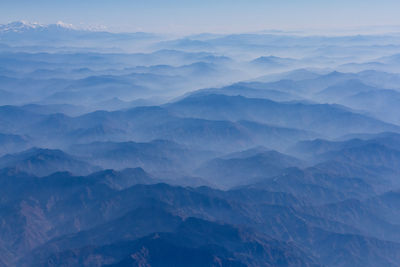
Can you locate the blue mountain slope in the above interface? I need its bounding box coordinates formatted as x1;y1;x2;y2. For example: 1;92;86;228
166;94;400;137
196;149;304;188
0;148;99;176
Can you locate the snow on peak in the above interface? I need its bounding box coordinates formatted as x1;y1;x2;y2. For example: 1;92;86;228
0;21;44;32
0;21;105;33
55;21;76;30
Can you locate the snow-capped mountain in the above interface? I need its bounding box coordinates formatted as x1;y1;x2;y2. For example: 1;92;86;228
0;21;159;51
0;21;43;33
0;21;87;33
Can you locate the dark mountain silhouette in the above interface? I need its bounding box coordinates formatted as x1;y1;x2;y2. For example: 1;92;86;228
196;148;304;188
68;139;215;177
0;148;99;176
315;79;378;102
166;93;400;137
0;133;29;155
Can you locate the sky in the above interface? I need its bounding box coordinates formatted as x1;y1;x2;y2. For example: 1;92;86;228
1;0;400;34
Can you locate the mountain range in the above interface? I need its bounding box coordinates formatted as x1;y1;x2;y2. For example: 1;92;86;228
1;21;400;266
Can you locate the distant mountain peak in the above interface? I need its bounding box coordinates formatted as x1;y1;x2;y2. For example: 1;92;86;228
0;20;103;33
0;21;43;32
55;21;76;30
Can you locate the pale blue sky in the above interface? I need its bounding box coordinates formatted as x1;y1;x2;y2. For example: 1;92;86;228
1;0;400;33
